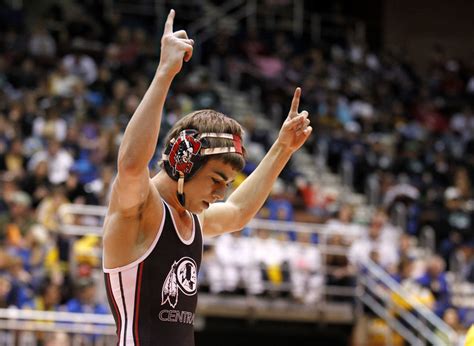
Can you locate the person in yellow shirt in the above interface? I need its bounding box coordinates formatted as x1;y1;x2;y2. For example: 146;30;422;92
466;325;474;346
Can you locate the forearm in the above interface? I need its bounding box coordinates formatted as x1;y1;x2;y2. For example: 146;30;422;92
118;68;174;172
227;140;293;225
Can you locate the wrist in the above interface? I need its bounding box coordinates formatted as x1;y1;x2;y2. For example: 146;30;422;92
156;65;177;80
273;139;294;156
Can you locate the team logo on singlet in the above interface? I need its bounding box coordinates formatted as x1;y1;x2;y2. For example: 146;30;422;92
161;257;197;308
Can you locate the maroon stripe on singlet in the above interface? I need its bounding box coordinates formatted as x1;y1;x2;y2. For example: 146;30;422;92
133;262;144;346
105;273;122;346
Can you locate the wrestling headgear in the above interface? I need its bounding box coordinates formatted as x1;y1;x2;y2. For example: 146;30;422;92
162;129;243;206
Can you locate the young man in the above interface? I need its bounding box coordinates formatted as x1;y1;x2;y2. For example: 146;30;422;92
103;10;312;346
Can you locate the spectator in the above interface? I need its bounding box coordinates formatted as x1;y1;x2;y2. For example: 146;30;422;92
348;211;399;271
23;276;61;311
0;137;27;179
48;63;81;97
438;187;472;265
287;232;324;304
416;255;450;317
32;101;67;142
252;229;289;296
0;190;35;246
61;50;98;85
65;277;108;314
20;160;50;207
436;308;466;345
28;138;74;185
325;234;355;289
10;224;50;289
0;274;18;308
326;203;363;240
207;231;252;294
260;179;295;223
36;184;69;232
28;24;57;58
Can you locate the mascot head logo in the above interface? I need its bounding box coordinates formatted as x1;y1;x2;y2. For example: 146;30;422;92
162;257;198;308
177;259;197;294
168;133;202;177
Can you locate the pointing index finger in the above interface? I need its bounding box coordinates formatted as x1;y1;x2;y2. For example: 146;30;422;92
164;9;175;35
290;87;301;117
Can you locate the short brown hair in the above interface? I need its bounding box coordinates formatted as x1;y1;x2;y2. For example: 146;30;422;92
163;110;246;171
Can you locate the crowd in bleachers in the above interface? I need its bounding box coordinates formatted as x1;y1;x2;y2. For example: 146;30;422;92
0;0;473;340
198;0;474;330
0;1;158;318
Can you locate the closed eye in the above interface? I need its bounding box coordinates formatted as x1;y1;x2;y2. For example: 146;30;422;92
211;177;232;188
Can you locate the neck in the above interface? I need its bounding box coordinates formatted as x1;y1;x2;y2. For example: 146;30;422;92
153;171;189;217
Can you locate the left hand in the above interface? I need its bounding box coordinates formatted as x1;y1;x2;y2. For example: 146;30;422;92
158;10;194;78
276;87;312;152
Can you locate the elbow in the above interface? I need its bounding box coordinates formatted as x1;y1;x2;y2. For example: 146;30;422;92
227;201;255;230
235;209;253;230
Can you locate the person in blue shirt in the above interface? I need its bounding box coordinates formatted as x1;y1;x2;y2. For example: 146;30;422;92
415;255;450;317
64;277;109;344
22;277;60;311
65;277;108;314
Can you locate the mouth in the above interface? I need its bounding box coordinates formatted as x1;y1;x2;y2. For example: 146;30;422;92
203;201;210;209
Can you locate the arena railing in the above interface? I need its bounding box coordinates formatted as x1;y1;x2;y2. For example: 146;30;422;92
358;257;459;345
0;308;116;346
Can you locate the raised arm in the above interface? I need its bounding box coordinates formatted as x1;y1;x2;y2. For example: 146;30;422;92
113;10;194;213
202;88;312;236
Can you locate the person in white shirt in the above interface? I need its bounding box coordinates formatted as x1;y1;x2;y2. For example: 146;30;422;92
348;211;399;270
32;103;67;142
287;231;323;304
62;52;98;85
207;232;248;294
28;25;56;58
326;203;364;241
28;139;73;185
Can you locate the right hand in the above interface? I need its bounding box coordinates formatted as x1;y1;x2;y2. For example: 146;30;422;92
158;9;194;77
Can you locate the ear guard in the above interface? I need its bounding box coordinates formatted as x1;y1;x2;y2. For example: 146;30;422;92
162;129;243;206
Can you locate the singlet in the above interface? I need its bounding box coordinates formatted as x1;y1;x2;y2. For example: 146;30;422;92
103;200;203;346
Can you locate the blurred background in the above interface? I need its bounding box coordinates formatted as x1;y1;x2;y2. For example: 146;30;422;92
0;0;473;345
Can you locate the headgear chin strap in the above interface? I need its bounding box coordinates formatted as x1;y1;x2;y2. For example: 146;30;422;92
162;129;243;206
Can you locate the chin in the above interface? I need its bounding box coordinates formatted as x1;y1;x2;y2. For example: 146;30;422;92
186;205;203;214
185;200;209;214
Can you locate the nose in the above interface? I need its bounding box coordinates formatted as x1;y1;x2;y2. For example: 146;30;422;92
212;187;226;201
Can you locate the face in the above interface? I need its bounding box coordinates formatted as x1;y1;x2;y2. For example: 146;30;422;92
0;277;11;298
339;205;353;222
443;309;459;326
44;284;61;306
47;140;60;156
428;258;444;276
79;285;96;304
183;159;238;213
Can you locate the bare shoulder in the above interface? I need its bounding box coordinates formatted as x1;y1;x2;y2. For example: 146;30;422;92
103;179;164;269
